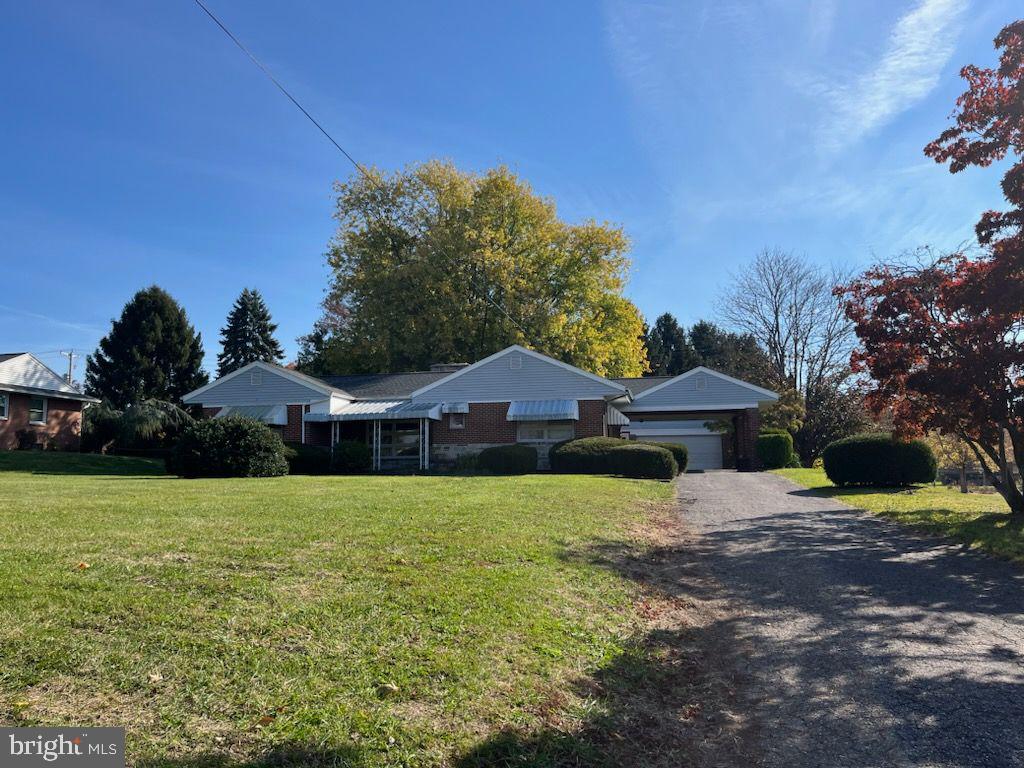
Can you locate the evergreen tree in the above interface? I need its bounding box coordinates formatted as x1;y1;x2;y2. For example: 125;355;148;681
689;320;774;387
217;288;285;377
644;313;697;375
85;286;208;408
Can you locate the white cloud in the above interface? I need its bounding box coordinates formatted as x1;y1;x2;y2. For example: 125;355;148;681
811;0;968;153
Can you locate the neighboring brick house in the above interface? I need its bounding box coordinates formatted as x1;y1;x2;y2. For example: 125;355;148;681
0;353;100;451
183;345;778;471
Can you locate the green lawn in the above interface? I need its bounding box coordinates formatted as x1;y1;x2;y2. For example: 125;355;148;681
774;467;1024;561
0;453;677;767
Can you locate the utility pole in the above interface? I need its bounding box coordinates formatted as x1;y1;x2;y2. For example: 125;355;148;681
59;350;78;384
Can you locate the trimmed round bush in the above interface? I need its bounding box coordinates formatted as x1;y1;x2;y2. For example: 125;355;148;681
550;437;677;479
169;417;288;478
549;437;624;473
477;444;537;475
640;441;688;474
823;433;937;487
757;431;794;469
284;442;332;475
331;440;372;474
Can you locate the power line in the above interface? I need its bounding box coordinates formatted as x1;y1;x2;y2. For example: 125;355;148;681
191;0;531;340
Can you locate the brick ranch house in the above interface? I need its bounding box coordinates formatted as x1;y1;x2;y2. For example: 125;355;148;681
183;345;778;471
0;353;100;450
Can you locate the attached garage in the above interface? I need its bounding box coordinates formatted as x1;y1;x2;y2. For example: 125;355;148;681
624;420;725;470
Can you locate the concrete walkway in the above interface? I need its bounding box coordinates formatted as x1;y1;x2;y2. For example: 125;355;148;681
679;471;1024;768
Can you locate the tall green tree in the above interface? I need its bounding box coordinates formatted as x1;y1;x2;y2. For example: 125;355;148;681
217;288;285;377
688;320;774;387
298;161;647;377
644;312;697;375
85;286;208;408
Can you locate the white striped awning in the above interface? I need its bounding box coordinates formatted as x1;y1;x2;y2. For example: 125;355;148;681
213;404;288;425
506;399;579;421
304;401;443;422
607;406;630;426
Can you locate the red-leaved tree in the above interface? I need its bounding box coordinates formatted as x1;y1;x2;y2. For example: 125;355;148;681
842;20;1024;516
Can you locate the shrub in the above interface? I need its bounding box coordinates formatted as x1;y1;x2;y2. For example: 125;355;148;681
453;451;479;473
331;441;372;474
757;431;794;469
640;441;688;474
823;433;937;487
785;455;802;468
549;437;623;473
550;437;677;479
169;417;288;478
477;444;537;475
284;442;332;475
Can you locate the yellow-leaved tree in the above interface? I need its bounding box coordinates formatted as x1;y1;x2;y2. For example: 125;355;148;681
298;161;647;377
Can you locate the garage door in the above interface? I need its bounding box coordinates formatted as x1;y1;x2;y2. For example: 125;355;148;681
653;434;723;470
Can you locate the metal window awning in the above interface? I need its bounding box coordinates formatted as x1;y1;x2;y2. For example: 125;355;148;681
442;402;469;414
214;404;288;425
506;399;579;421
607;406;630;426
304;400;443;422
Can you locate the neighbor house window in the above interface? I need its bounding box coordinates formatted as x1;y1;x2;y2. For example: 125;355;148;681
28;396;46;425
0;393;7;419
449;413;465;430
517;420;574;443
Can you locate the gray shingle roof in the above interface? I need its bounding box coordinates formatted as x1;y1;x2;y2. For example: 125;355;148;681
320;371;451;399
612;376;675;394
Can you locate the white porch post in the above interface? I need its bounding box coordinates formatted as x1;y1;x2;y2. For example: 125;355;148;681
424;418;430;471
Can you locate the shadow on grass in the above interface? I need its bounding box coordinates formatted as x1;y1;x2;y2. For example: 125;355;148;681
0;452;166;476
136;743;364;768
458;524;759;768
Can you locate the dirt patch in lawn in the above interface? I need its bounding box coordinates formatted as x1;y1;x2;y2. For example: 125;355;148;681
458;496;762;768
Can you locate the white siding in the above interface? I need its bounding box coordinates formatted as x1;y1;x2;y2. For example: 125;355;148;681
188;368;327;406
625;372;763;410
0;354;80;396
413;349;622;402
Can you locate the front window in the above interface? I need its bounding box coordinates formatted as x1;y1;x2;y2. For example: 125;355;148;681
378;421;420;461
28;396;46;425
517;420;574;443
0;393;7;419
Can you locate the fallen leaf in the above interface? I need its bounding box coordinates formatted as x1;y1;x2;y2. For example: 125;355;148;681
147;672;163;684
76;562;90;570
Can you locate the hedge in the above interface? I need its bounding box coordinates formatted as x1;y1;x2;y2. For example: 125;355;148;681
331;440;372;474
640;441;688;474
169;417;289;478
549;437;677;480
283;442;332;475
477;444;537;475
822;433;937;487
757;431;794;469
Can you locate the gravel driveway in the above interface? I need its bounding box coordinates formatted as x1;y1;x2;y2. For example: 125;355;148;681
679;471;1024;768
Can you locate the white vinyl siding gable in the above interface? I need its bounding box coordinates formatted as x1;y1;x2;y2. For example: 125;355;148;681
413;349;622;402
189;368;329;406
0;354;80;396
626;372;766;410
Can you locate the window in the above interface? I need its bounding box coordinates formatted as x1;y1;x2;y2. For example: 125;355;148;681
449;413;465;430
250;371;263;386
378;421;420;461
28;396;46;425
0;393;7;419
517;420;574;443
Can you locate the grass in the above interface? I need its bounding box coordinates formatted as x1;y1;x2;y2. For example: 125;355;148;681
774;466;1024;562
0;452;679;767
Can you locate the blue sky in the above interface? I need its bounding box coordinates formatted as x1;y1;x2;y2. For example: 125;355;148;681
1;0;1017;378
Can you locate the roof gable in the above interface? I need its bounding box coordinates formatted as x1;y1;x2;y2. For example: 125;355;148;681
625;367;778;410
0;353;97;401
410;345;625;402
182;361;351;406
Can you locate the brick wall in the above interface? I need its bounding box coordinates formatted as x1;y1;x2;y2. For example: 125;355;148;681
0;392;84;451
284;405;304;443
735;407;761;471
576;400;607;438
432;402;518;445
